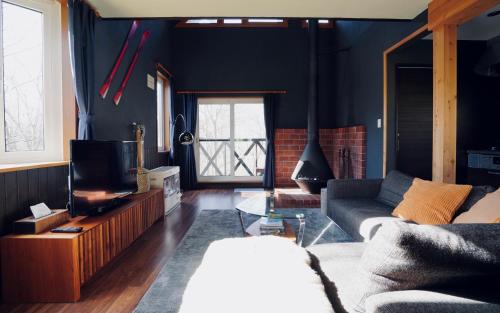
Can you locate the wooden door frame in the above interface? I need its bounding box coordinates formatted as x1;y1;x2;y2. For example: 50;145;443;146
383;0;499;179
428;0;499;183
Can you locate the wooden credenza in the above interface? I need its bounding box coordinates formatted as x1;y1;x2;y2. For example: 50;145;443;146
1;188;164;303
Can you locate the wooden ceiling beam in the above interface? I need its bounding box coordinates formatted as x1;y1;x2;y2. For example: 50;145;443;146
428;0;500;30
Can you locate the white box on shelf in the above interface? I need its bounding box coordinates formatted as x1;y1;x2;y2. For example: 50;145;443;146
149;166;181;215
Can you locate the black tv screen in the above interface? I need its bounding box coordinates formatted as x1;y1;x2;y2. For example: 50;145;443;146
69;140;138;217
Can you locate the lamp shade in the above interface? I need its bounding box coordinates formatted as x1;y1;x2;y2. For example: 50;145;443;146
179;131;194;145
173;114;194;145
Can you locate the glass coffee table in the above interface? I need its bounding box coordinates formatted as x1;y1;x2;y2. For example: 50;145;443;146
235;192;306;246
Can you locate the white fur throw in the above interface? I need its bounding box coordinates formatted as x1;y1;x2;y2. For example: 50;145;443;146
178;236;334;313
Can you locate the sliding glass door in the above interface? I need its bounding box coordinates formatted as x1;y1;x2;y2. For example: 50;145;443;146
196;97;266;182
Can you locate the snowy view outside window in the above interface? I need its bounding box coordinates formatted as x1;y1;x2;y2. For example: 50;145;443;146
2;2;44;152
198;98;266;179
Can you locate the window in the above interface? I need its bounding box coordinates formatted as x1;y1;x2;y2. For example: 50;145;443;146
156;71;171;152
247;18;284;23
0;0;62;164
176;18;288;28
302;19;334;28
185;19;217;24
196;97;266;182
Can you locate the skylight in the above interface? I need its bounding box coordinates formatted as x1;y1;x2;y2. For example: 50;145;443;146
224;18;242;24
186;19;217;24
305;19;331;24
248;18;284;23
177;18;288;28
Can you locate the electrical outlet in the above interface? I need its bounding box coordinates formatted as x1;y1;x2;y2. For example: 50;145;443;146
147;74;155;90
377;118;382;128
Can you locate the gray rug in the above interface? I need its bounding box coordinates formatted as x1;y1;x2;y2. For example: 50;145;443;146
134;209;351;313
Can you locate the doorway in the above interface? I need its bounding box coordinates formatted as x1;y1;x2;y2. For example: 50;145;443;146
395;66;433;180
196;97;267;183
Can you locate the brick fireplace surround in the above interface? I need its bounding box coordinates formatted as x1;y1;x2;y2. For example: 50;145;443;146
274;126;367;188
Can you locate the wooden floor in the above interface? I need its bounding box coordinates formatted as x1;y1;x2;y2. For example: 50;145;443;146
1;189;246;313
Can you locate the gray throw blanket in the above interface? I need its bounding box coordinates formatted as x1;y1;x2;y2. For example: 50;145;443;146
346;222;500;312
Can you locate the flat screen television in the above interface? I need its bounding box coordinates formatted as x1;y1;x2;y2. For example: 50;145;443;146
69;140;138;217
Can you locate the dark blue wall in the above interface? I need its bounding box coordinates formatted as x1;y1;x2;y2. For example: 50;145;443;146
332;19;427;178
171;20;335;128
93;19;174;153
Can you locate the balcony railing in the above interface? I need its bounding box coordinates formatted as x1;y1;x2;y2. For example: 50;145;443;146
198;138;267;177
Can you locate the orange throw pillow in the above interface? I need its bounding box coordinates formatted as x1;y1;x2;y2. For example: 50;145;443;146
392;178;472;224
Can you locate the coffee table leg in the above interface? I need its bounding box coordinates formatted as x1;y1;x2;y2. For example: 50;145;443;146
296;214;305;247
237;210;246;236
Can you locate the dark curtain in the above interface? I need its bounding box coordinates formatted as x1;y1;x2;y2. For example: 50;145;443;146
263;94;276;189
68;0;96;140
181;94;198;190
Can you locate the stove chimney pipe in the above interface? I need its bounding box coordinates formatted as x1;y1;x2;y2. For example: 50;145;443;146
308;19;319;143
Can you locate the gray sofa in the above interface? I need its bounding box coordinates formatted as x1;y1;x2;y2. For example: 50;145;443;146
326;170;495;241
307;222;500;313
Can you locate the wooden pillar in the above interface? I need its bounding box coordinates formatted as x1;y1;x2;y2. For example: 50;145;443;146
432;24;457;183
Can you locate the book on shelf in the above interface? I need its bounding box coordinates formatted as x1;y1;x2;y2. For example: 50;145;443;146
259;217;284;231
260;228;284;235
259;217;283;227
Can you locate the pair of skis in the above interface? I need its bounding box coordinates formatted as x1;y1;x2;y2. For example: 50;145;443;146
99;20;151;106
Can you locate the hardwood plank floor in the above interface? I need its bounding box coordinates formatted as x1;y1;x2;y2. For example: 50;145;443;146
0;189;247;313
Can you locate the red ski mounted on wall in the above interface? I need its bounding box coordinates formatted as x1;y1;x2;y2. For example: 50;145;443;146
99;20;140;99
113;30;151;106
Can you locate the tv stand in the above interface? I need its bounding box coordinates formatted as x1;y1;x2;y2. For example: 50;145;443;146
87;197;131;216
1;189;164;303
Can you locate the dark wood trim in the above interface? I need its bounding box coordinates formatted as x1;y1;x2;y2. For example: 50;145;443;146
156;63;173;78
177;90;286;95
175;18;288;28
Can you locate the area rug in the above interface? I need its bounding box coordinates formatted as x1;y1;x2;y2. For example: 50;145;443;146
134;209;351;313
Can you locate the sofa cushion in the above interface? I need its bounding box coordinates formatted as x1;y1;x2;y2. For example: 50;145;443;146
307;242;367;313
346;222;500;312
365;290;500;313
376;171;414;207
453;185;496;219
392;178;472;224
329;199;399;242
454;188;500;224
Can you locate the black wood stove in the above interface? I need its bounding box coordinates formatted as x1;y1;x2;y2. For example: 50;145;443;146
291;19;334;194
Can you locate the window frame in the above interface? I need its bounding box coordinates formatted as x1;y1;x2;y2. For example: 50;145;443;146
176;18;288;28
156;71;171;153
196;96;266;183
0;0;63;164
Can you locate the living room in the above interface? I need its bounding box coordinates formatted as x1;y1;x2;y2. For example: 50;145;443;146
0;0;499;312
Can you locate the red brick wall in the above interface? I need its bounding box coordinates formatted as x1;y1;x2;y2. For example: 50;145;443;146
274;126;366;187
332;125;366;180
